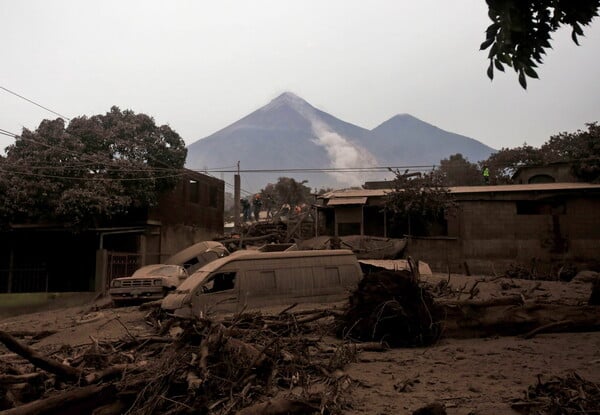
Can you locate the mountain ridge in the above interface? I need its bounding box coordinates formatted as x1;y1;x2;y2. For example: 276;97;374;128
186;92;495;192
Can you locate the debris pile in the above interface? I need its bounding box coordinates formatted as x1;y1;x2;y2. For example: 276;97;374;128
217;222;288;250
511;372;600;414
336;270;444;347
298;236;407;259
0;309;357;415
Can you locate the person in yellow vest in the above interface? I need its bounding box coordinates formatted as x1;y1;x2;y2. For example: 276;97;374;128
483;166;490;184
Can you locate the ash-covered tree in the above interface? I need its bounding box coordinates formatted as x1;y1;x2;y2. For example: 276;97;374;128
478;122;600;183
385;170;456;237
0;107;187;228
260;177;313;209
482;0;600;88
482;143;546;184
437;153;483;186
541;122;600;182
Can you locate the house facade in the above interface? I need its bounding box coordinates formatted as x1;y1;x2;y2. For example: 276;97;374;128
0;169;224;296
318;183;600;275
512;162;580;184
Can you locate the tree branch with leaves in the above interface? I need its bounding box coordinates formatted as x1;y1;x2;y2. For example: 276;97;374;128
385;170;456;237
482;0;600;88
0;107;187;229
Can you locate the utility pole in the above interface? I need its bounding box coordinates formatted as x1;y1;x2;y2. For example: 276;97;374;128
234;161;241;232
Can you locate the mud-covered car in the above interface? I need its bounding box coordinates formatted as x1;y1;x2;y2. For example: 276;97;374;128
165;241;229;274
109;264;188;304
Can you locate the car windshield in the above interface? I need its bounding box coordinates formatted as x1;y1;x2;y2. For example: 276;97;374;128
132;265;181;277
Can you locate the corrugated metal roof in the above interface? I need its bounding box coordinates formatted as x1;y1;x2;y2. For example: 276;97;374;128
320;189;391;198
327;196;368;206
449;183;600;193
319;183;600;200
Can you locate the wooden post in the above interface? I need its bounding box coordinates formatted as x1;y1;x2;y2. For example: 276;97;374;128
383;209;387;237
7;248;14;293
95;249;108;294
361;205;365;235
234;163;241;232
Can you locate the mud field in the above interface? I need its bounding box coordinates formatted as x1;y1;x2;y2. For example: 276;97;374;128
0;273;598;415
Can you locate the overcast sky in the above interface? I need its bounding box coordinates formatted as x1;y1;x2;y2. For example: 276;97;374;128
1;0;599;155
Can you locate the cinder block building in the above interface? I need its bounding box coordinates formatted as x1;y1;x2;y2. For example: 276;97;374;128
318;183;600;275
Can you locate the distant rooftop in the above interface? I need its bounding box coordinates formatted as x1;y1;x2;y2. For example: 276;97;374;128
320;182;600;200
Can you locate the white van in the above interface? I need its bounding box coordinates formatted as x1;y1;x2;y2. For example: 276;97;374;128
161;249;362;318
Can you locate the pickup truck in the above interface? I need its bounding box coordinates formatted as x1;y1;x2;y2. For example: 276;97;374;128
109;264;188;304
109;241;229;304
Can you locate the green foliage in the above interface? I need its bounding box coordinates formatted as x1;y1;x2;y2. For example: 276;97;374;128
385;170;456;236
0;107;187;228
542;122;600;181
479;122;600;183
482;143;546;183
259;177;312;208
437;153;483;186
482;0;600;88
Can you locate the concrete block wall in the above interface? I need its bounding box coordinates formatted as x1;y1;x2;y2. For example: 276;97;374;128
563;198;600;239
159;224;216;262
452;197;600;274
405;237;464;273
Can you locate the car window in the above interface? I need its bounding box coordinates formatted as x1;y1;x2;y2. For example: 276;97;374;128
202;272;236;293
133;265;181;277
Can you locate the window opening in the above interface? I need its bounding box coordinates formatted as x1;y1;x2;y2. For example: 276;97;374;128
203;272;236;293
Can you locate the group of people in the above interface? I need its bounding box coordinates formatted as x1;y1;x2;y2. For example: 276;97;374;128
241;194;262;222
240;194;308;223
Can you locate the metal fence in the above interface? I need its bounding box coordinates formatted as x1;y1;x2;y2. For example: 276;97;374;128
0;267;49;293
106;252;142;289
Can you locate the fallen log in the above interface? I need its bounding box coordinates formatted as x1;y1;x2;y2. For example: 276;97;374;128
0;330;82;382
0;373;43;385
236;396;319;415
442;302;600;338
294;310;334;325
1;384;116;415
352;342;389;352
436;294;524;308
4;331;57;342
91;400;129;415
83;363;143;385
521;320;574;339
118;335;173;349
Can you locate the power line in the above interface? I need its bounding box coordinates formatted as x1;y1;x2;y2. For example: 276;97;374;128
0;131;16;138
0;86;71;121
201;170;254;196
0;128;18;138
193;165;438;174
0;166;187;182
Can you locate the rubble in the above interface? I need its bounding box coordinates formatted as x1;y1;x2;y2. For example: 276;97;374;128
336;269;445;347
0;308;357;414
511;372;600;414
2;265;600;414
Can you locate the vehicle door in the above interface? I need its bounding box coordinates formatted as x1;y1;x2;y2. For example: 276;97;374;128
191;270;239;316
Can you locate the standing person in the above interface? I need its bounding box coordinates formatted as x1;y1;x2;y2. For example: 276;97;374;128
265;194;275;219
252;194;262;222
483;166;490;185
241;198;250;222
